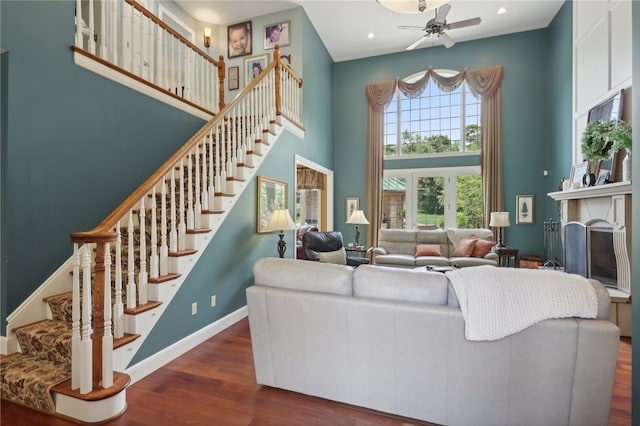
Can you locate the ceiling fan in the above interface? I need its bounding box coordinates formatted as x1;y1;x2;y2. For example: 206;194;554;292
399;3;481;49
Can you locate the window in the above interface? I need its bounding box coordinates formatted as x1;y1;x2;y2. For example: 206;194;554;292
382;167;481;230
384;71;481;157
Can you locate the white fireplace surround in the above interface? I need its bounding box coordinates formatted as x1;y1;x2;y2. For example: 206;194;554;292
548;182;632;294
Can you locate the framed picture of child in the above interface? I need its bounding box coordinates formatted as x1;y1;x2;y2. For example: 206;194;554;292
227;21;252;58
244;54;268;85
264;21;290;50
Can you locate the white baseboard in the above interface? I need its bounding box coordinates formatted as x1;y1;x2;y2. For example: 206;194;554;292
124;306;248;385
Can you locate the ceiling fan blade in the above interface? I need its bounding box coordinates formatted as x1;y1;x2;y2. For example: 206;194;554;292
398;25;425;30
439;32;455;48
447;17;481;30
406;35;428;50
435;3;451;22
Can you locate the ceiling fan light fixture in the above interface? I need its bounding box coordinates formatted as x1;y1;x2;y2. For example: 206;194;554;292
377;0;449;14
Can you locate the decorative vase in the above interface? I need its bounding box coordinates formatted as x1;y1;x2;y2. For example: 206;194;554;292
622;148;632;182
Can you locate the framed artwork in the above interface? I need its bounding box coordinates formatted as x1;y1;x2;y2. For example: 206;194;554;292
227;21;252;58
264;21;291;50
516;195;535;225
228;66;239;90
596;169;611;185
244;54;268;85
345;196;359;221
257;176;288;233
569;161;589;189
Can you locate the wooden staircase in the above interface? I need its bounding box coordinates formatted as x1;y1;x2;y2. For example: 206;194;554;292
1;46;303;423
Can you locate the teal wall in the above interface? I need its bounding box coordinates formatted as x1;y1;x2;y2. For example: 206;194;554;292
0;1;205;335
333;29;561;257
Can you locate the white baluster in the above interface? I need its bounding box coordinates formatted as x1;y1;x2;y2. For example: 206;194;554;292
160;178;169;276
202;135;210;212
150;187;159;279
207;133;215;209
75;0;82;48
113;222;124;339
80;244;93;395
178;158;186;250
187;150;195;229
170;168;178;253
194;144;202;228
110;0;117;64
102;242;113;388
138;199;148;305
71;243;81;390
99;0;106;59
88;0;96;54
126;210;137;309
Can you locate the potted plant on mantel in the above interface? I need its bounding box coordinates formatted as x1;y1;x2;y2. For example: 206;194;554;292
580;120;614;186
610;120;632;182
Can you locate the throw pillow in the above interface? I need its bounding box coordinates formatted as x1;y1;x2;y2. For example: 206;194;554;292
317;248;347;265
415;244;442;257
451;238;476;257
472;239;496;258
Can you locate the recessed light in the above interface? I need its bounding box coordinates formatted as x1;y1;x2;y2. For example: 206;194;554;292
497;7;508;15
368;32;375;39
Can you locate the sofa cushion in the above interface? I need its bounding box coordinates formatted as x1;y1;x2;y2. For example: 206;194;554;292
452;238;476;257
415;244;442;257
450;256;499;268
447;228;493;248
253;257;353;295
353;265;448;305
472;239;496;257
318;248;347;265
374;254;417;267
415;256;451;267
377;229;418;255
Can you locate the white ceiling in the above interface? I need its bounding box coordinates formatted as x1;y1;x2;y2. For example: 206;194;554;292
175;0;565;62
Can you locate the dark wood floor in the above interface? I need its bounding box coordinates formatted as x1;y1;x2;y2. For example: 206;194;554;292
1;319;632;426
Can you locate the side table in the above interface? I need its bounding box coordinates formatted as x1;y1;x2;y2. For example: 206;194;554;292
494;246;519;267
345;246;370;258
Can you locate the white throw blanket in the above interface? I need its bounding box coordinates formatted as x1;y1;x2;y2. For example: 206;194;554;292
445;265;598;341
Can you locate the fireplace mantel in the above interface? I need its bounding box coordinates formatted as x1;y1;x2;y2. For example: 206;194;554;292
548;182;632;201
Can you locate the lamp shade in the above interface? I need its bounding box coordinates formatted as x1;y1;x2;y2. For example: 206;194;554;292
489;212;510;227
346;210;369;225
265;209;296;231
376;0;449;14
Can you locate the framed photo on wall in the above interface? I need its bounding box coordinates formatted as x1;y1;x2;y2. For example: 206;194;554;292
264;21;290;50
345;196;359;222
227;21;252;58
228;66;239;90
516;195;535;224
244;54;268;85
257;176;288;233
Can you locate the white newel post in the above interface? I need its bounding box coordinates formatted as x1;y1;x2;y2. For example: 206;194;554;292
80;245;93;394
102;242;114;388
71;243;81;390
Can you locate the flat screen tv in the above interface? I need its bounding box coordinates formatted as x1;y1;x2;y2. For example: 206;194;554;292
587;89;624;123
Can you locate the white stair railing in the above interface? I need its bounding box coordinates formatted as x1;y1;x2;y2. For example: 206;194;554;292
69;46;302;398
74;0;225;114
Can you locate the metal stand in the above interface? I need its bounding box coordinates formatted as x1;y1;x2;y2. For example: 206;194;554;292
354;225;361;247
276;231;287;258
543;218;561;269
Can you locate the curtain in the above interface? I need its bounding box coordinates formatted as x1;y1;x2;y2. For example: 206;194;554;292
365;80;397;248
365;66;503;245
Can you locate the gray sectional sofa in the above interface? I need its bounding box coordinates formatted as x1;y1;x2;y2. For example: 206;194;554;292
247;258;619;426
372;228;499;268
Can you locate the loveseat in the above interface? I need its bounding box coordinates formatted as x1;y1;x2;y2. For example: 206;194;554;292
247;258;619;426
372;228;498;268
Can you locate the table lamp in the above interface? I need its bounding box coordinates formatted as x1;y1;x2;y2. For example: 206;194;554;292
346;210;369;247
489;211;510;247
265;209;297;258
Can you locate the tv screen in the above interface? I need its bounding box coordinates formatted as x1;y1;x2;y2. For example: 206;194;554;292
587;89;624;122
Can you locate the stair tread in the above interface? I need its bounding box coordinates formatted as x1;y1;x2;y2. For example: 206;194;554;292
13;320;71;365
0;352;70;413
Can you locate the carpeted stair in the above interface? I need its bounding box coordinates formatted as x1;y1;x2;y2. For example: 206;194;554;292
0;298;73;413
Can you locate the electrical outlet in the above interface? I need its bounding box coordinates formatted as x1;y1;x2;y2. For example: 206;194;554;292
191;302;197;315
211;295;216;307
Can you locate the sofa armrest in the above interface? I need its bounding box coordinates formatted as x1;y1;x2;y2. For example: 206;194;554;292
372;247;388;256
